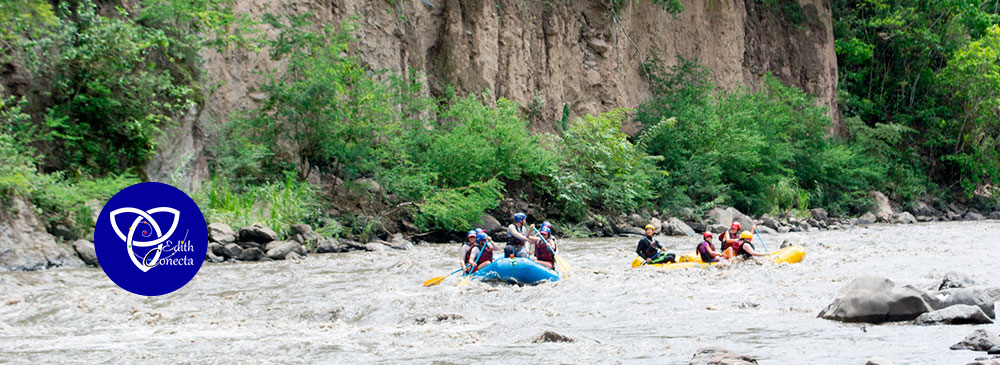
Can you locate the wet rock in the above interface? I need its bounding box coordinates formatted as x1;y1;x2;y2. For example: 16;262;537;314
857;213;877;225
475;214;503;234
939;271;975;290
265;241;306;260
710;224;728;234
72;239;98;267
315;238;345;253
533;331;574;343
966;211;987;221
667;218;696;236
866;357;893;365
798;222;812;232
0;198;84;271
289;224;312;236
948;203;968;215
914;304;993;325
687;221;707;234
760;215;780;230
618;225;646;236
755;225;776;234
222;243;243;259
364;242;386;252
389;234;414;250
947;211;963;221
969;357;1000;365
238;223;278;246
810;208;829;220
990;346;1000;355
49;223;77;241
936;288;995;318
205;249;224;263
237;247;264;261
777;226;791;233
950;329;1000;351
689;347;758;365
340;239;367;251
818;276;934;323
209;242;225;257
990;212;1000;220
780;239;795;249
208;222;236;244
788;225;802;233
806;218;823;229
909;201;936;216
870;191;894;222
891;212;917;224
916;215;933;222
284;251;304;260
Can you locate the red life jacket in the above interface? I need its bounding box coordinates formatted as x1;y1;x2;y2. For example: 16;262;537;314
535;239;554;262
468;243;493;265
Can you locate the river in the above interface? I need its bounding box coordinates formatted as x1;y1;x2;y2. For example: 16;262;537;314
1;221;998;364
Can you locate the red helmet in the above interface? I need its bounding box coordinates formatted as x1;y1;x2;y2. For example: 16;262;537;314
703;231;713;239
730;222;741;231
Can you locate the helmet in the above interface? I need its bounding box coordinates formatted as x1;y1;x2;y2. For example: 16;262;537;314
466;230;477;238
731;222;741;231
541;221;553;228
476;232;489;242
514;213;526;222
540;227;551;236
703;231;713;239
644;224;656;231
475;228;485;234
740;231;752;240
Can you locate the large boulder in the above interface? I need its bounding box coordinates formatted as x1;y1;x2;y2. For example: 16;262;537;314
686;221;707;234
935;288;996;319
628;213;644;228
810;208;829;220
951;329;1000;351
618;225;646;236
939;271;975;290
869;191;894;222
207;222;236;244
990;211;1000;220
221;243;243;259
708;207;733;226
264;240;307;260
289;223;312;236
0;198;84;271
237;223;278;246
648;217;663;233
759;215;780;230
689;347;758;365
666;218;696;236
967;211;987;221
388;234;414;250
908;201;936;216
818;276;935;323
475;214;504;234
72;239;99;267
890;212;918;224
856;213;877;225
237;247;264;261
914;305;993;325
315;238;346;253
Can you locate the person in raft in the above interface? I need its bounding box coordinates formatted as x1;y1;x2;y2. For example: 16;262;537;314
466;232;497;273
636;224;675;264
696;231;726;262
719;221;743;252
532;226;557;269
460;230;477;273
505;212;537;258
732;230;766;259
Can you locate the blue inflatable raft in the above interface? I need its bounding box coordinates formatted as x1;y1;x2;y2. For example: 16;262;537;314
469;257;560;285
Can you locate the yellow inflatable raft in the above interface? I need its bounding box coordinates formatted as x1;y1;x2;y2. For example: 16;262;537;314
630;245;806;269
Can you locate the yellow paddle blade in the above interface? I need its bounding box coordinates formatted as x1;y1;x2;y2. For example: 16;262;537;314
423;276;447;287
555;259;570;279
631;257;643;268
554;254;573;271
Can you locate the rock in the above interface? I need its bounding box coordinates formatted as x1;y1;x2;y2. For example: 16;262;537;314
265;241;306;260
364;242;385;252
909;201;936;216
857;213;876;225
0;197;85;271
315;238;345;253
866;357;894;365
950;329;1000;351
389;234;414;250
533;331;574;343
689;347;758;365
678;207;696;220
686;221;707;234
806;218;822;228
237;247;264;261
777;226;791;233
710;224;727;234
798;222;811;232
341;240;367;251
755;225;776;234
648;217;662;233
209;242;225;257
780;239;794;249
208;222;236;244
475;214;503;234
628;213;644;227
618;225;646;236
890;212;917;224
666;218;696;236
205;250;224;263
810;208;828;220
870;191;893;222
760;215;780;230
49;223;77;241
818;276;934;323
914;304;993;325
238;223;278;246
354;177;381;193
289;223;312;236
948;202;968;215
284;251;304;260
989;211;1000;220
947;211;963;221
728;207;755;228
586;38;609;55
916;215;933;222
939;271;975;290
968;357;1000;365
72;239;99;267
708;207;733;226
936;288;995;319
788;225;802;233
990;346;1000;355
222;243;243;259
966;211;987;221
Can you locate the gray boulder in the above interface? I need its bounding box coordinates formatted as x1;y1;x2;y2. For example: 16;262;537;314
939;271;975;290
810;208;829;220
947;211;963;221
818;276;934;323
648;217;663;233
667;218;696;236
284;251;304;260
891;212;917;224
364;242;386;252
951;329;1000;351
315;238;345;253
341;240;367;251
948;203;968;215
209;242;225;257
936;288;996;318
708;207;733;226
990;346;1000;355
237;247;264;261
208;222;236;244
618;225;646;236
760;215;780;230
857;212;877;225
389;234;414;250
870;191;894;222
710;224;728;234
990;211;1000;220
205;250;224;263
686;221;707;234
72;239;99;267
0;198;84;271
755;225;777;234
237;223;278;246
908;201;936;216
628;213;644;228
475;214;504;234
967;211;987;221
289;223;312;236
914;305;993;325
689;347;758;365
222;243;243;259
265;240;306;260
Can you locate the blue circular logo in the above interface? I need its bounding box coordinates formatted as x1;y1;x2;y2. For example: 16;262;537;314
94;182;207;296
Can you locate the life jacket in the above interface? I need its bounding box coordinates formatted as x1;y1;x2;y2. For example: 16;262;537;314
508;224;527;246
719;229;738;245
461;244;473;265
535;239;554;262
471;242;493;265
637;236;660;259
697;240;715;262
735;240;755;258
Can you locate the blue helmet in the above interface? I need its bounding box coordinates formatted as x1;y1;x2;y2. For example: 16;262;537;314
541;221;552;228
475;228;485;234
466;230;477;238
514;212;527;222
540;226;551;236
476;232;489;242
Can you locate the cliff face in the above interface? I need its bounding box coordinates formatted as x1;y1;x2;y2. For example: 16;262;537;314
160;0;838;186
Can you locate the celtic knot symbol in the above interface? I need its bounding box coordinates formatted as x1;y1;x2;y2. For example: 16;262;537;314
108;207;179;272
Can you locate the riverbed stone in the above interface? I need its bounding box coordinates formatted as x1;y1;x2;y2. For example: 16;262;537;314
969;357;1000;365
208;222;236;244
909;201;936;216
915;304;993;325
857;212;877;225
72;239;98;267
755;225;777;234
205;249;224;263
989;346;1000;355
951;329;1000;351
870;191;894;222
760;215;780;230
628;213;644;227
265;241;306;260
687;221;707;234
818;276;934;323
0;198;84;271
237;247;264;261
667;218;696;236
237;223;278;246
648;217;663;233
689;347;758;365
474;214;503;234
936;288;995;319
533;331;574;343
708;207;733;226
866;357;894;365
618;225;646;236
222;243;243;259
777;226;791;233
314;238;344;253
947;211;963;221
289;223;312;236
389;234;414;250
890;212;917;224
966;211;987;221
364;242;386;252
810;208;829;220
209;242;225;257
939;271;975;290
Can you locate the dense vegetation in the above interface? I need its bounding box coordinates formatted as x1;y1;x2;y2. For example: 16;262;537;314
1;0;997;243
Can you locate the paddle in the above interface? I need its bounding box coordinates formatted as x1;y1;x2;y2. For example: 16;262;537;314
423;268;464;287
532;226;571;277
457;241;489;287
753;227;775;262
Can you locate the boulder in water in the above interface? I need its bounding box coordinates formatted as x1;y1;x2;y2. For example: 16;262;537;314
936;288;996;319
533;331;574;343
689;347;758;365
208;222;236;244
265;240;306;260
866;357;894;365
760;215;780;230
939;271;974;290
475;214;503;234
966;211;987;221
989;346;1000;355
237;247;264;261
890;212;917;224
951;329;1000;351
870;191;894;222
818;276;934;323
856;213;877;225
990;211;1000;220
222;243;243;259
667;218;696;236
389;234;414;250
315;238;345;253
914;305;993;325
0;198;85;271
810;208;829;220
238;223;278;246
72;239;99;267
